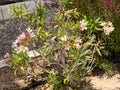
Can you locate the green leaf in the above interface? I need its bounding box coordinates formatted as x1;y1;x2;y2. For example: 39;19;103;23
14;69;17;76
95;17;100;23
95;46;102;56
80;50;90;58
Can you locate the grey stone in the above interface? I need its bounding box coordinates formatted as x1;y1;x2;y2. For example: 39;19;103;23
0;7;3;20
27;50;40;58
24;1;36;12
0;1;36;21
0;4;11;20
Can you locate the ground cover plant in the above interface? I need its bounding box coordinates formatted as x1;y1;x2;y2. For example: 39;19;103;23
3;0;119;89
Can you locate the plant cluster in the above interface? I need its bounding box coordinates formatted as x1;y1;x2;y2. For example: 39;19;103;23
6;27;35;76
4;0;118;89
62;0;120;57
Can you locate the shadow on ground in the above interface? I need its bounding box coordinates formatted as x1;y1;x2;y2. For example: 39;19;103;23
0;66;21;90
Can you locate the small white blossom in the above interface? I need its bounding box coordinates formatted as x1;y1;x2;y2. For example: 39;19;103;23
103;26;114;35
73;37;82;49
100;21;112;27
12;40;18;48
4;53;11;58
74;43;81;49
78;20;87;31
26;27;35;38
75;37;82;44
26;27;33;33
100;21;114;35
60;35;67;41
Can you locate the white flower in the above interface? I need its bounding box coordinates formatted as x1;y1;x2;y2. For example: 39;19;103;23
26;27;33;33
12;40;18;48
100;22;106;26
73;37;82;49
78;20;87;31
103;26;114;35
4;53;11;58
30;32;36;38
60;35;67;41
75;37;82;44
74;43;81;49
26;27;35;38
100;21;112;27
100;21;114;35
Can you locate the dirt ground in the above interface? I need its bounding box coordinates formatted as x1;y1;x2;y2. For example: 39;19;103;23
0;66;24;90
90;74;120;90
1;66;120;90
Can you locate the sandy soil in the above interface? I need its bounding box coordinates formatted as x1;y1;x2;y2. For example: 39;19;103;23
90;74;120;90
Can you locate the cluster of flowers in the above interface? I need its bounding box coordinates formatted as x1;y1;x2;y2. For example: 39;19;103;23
61;20;114;50
12;27;35;53
77;19;114;35
100;21;114;35
61;35;82;51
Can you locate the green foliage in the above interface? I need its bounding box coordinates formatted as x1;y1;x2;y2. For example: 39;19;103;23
36;4;114;88
24;4;46;27
10;4;26;18
48;73;70;90
9;51;30;76
60;0;73;8
48;72;57;88
62;0;120;57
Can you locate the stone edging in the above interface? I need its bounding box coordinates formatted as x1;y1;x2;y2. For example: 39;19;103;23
0;0;37;21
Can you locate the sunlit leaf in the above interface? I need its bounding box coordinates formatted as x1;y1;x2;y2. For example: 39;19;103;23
95;46;102;56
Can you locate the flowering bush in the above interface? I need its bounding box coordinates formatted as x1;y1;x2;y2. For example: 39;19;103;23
9;27;35;76
63;0;120;57
45;7;114;89
7;0;116;89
